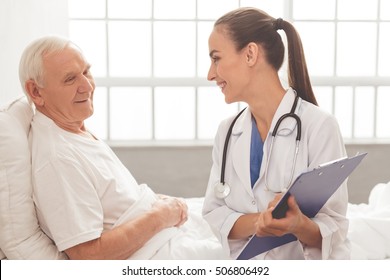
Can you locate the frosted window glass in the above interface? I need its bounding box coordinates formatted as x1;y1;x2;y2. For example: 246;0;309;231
338;0;378;20
354;87;374;138
337;23;376;76
294;22;335;76
197;0;239;20
378;23;390;76
198;87;238;139
381;0;390;19
334;87;353;138
69;21;107;77
68;0;105;18
154;0;195;19
198;22;215;77
85;87;108;139
68;0;389;141
110;87;152;140
377;87;390;138
314;86;333;114
293;0;335;20
108;21;151;77
108;0;151;19
154;22;196;77
155;87;195;139
240;0;284;18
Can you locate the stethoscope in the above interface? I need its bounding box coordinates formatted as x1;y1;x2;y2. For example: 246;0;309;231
214;94;302;199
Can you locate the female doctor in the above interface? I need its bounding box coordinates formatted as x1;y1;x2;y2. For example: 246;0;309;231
202;7;350;260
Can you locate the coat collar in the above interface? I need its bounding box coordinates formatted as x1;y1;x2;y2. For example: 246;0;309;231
231;87;301;138
269;88;301;137
228;88;302;195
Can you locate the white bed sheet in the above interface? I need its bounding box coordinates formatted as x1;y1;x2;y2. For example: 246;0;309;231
347;182;390;260
113;186;226;260
183;181;390;260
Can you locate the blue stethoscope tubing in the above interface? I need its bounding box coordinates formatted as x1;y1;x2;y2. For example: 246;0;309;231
214;94;301;199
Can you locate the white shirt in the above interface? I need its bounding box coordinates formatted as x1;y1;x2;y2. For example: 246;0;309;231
30;111;146;251
202;88;350;260
29;112;226;260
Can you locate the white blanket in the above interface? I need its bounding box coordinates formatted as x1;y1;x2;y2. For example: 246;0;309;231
347;182;390;260
113;186;226;260
150;197;227;260
184;182;390;260
114;183;390;260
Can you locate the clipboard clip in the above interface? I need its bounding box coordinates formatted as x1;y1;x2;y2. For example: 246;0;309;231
317;152;365;169
317;156;347;168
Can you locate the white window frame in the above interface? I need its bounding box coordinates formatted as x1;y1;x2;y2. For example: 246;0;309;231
68;0;390;144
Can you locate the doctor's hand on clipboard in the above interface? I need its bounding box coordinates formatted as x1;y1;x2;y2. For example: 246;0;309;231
271;153;367;220
237;153;367;260
254;193;307;239
255;153;367;238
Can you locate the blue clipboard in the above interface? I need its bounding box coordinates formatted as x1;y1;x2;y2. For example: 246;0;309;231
236;152;367;260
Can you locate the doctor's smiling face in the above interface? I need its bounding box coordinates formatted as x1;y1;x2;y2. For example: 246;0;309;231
207;26;252;104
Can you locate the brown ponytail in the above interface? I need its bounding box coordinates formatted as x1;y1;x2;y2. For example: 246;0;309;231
281;20;318;105
214;7;318;106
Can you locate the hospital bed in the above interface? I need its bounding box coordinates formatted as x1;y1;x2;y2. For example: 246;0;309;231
1;97;389;260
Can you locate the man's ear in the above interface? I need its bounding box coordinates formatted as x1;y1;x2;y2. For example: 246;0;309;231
245;42;259;66
25;80;44;106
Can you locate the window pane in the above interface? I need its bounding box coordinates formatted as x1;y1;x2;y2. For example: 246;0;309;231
154;22;196;77
354;87;374;138
381;0;390;19
108;0;152;19
314;86;333;114
197;0;239;20
155;87;195;139
69;21;107;77
338;0;378;20
293;0;335;20
198;87;238;139
68;0;389;142
334;87;353;138
85;87;108;139
377;87;390;137
336;23;377;76
294;22;335;76
108;21;151;77
198;21;214;77
378;23;390;76
110;87;152;140
154;0;195;19
68;0;105;18
240;0;284;17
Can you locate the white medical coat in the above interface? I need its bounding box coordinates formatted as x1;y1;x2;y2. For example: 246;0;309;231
202;88;350;259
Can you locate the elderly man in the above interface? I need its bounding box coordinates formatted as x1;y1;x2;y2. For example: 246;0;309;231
20;35;223;260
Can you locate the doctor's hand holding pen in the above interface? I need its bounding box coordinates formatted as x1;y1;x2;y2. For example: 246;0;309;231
228;194;322;249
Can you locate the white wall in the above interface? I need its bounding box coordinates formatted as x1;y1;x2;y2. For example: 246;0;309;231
0;0;68;104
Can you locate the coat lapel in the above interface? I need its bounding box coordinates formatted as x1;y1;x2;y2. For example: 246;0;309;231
259;88;303;190
231;108;254;197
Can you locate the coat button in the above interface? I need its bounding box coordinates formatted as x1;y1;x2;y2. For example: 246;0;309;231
252;200;256;205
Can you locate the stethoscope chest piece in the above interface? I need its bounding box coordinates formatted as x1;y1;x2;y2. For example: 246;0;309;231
214;182;231;199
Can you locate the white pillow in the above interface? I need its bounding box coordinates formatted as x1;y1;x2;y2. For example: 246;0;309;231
0;96;67;259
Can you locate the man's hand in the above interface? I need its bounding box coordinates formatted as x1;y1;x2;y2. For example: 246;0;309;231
152;196;188;228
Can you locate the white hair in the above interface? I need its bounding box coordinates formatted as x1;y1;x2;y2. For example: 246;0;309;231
18;35;80;102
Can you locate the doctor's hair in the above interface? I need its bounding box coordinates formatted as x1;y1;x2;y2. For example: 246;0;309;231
19;35;82;103
214;7;318;106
